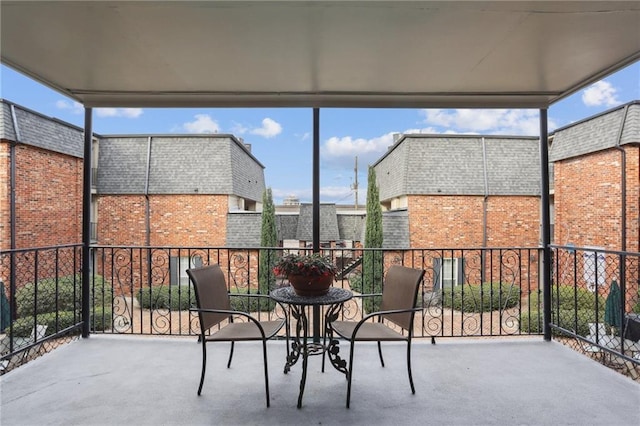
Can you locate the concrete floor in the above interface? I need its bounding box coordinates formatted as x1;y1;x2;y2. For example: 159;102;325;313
1;335;639;426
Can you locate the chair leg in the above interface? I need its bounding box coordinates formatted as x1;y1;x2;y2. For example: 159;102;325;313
406;340;415;394
197;341;207;395
377;341;385;367
346;340;356;408
262;340;271;408
227;341;235;368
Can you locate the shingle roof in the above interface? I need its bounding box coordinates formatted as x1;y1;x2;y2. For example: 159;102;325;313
97;135;265;200
277;215;299;240
225;212;262;247
0;100;85;158
549;101;640;162
382;210;410;249
374;134;541;199
296;204;340;241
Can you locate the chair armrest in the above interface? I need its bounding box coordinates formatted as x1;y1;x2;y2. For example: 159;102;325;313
189;307;275;338
360;307;421;323
335;307;421;338
228;293;272;300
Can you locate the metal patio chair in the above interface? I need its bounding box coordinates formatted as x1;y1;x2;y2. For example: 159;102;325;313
187;264;286;407
328;265;425;408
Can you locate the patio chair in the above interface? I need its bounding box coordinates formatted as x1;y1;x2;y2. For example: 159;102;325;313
187;264;286;407
328;265;425;408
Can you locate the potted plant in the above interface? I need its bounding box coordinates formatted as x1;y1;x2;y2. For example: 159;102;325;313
273;253;337;296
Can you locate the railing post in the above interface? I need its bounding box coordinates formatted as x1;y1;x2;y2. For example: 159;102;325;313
82;107;93;338
539;108;552;341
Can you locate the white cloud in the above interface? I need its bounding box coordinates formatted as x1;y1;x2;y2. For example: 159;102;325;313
55;100;84;114
231;121;248;135
296;132;311;141
182;114;220;134
420;109;553;135
250;118;282;138
324;132;396;158
582;80;620;107
95;107;143;118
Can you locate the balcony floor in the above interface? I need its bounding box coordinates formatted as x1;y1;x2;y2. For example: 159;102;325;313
2;335;639;425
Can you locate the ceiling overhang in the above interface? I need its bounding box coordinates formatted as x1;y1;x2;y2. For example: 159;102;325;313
2;1;640;109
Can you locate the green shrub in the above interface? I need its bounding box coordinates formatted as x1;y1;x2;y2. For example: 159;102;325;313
10;307;113;337
229;289;276;312
520;286;607;336
137;285;196;310
529;285;605;312
442;283;521;313
16;274;112;317
519;308;603;337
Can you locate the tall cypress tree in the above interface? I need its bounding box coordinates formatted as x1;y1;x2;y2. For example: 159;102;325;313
259;187;277;294
363;166;384;313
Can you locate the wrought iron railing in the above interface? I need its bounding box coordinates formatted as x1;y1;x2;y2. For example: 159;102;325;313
6;243;638;380
0;244;83;374
548;245;640;379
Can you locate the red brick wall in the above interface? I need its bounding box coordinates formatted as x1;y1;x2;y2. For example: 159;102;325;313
97;194;228;246
407;195;540;248
2;142;82;249
554;147;638;251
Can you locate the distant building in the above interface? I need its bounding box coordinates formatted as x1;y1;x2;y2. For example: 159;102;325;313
374;134;542;250
549;101;640;293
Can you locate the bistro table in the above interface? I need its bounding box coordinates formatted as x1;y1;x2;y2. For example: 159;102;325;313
270;286;353;408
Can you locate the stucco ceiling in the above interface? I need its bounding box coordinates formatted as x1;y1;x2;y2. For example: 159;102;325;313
2;1;639;108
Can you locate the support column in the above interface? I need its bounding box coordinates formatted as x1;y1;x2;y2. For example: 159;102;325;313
312;108;321;342
82;107;92;338
539;108;552;341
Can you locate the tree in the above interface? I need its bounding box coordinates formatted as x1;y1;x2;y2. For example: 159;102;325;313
259;187;278;294
362;166;384;313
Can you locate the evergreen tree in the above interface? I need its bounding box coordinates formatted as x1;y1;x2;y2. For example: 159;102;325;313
259;188;278;294
363;166;384;313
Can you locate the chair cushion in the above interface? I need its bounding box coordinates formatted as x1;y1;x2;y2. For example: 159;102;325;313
205;320;284;342
331;320;407;341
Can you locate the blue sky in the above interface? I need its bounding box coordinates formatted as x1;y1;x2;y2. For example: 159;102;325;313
2;61;639;205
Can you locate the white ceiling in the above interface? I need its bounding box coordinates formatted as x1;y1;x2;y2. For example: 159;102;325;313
2;1;639;108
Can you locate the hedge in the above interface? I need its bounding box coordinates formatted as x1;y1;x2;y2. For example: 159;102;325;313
138;285;276;312
442;283;521;313
16;274;112;317
137;285;196;310
10;307;113;338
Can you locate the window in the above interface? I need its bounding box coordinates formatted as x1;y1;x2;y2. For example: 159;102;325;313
433;257;463;289
170;255;203;286
583;250;605;292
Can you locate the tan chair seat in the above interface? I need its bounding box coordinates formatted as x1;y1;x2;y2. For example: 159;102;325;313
206;321;285;342
331;321;406;341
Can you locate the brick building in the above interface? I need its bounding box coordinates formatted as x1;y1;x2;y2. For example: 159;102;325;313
373;134;542;288
549;101;640;294
373;134;542;248
1;100;84;250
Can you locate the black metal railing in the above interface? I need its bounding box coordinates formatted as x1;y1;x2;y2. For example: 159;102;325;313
0;244;83;374
9;243;640;380
549;245;640;378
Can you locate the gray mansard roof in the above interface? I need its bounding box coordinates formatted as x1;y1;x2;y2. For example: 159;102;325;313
374;134;541;200
1;100;84;158
296;204;340;242
226;212;262;247
225;208;365;247
97;135;265;201
549;101;640;162
382;210;410;249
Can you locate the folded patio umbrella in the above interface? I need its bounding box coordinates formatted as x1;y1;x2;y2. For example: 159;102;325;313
0;282;10;332
604;280;622;332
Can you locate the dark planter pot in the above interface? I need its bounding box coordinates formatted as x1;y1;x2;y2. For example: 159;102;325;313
288;274;334;297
